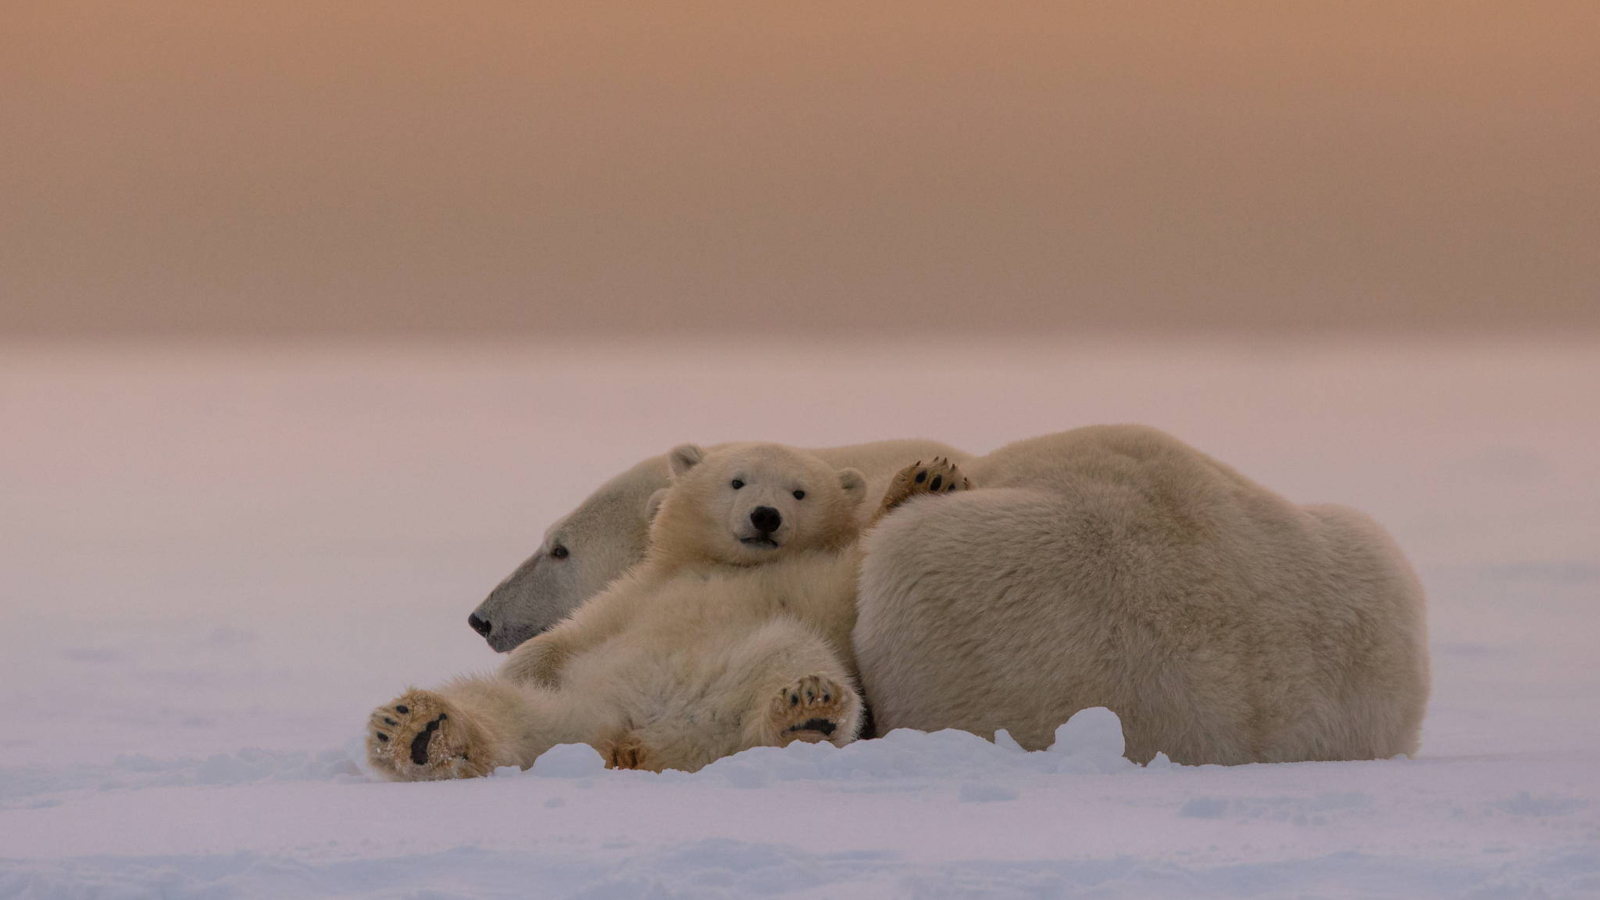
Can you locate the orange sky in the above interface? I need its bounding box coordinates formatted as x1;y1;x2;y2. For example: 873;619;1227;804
3;2;1596;336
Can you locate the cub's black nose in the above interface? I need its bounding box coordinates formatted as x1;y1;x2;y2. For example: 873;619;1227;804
749;506;782;534
468;613;493;638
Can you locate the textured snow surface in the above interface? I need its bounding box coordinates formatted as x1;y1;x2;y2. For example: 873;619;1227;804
2;338;1597;898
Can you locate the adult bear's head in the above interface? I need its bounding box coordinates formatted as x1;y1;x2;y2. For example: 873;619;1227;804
649;443;867;568
468;455;669;652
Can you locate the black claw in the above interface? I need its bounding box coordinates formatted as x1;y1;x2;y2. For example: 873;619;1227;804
395;705;409;714
822;693;832;702
790;718;837;736
930;475;943;491
789;693;799;706
375;732;389;743
383;717;397;726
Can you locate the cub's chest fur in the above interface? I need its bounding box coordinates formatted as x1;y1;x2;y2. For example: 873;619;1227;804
631;549;860;630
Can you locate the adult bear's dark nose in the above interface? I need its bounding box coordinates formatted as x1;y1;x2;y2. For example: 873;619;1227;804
750;506;782;534
468;613;493;638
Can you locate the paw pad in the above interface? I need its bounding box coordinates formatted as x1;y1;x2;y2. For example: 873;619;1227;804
366;691;489;782
880;456;971;515
769;674;858;747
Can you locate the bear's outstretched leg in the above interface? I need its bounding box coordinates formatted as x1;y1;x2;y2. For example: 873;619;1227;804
875;457;972;523
367;676;611;782
763;674;862;746
367;689;499;782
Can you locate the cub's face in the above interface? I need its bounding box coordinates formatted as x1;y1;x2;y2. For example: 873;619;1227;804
651;443;867;566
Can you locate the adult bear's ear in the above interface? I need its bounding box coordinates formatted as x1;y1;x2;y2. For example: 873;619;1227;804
838;468;867;507
668;444;705;479
644;488;669;521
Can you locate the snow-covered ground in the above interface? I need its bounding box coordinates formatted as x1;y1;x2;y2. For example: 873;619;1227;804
2;337;1597;898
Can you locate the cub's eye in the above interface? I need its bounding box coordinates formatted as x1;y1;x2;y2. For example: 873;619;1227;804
792;490;806;500
550;545;569;559
731;479;745;490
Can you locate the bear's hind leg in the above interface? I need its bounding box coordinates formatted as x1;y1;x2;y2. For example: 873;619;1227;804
368;676;604;781
368;689;498;782
624;618;864;768
764;674;861;747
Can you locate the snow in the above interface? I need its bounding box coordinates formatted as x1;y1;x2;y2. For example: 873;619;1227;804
2;336;1598;898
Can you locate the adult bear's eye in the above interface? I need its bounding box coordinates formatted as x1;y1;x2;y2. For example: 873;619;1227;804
792;490;806;500
731;479;745;490
550;545;569;559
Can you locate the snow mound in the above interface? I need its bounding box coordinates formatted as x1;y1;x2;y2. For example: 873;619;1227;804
530;743;608;778
1048;706;1130;773
526;706;1136;788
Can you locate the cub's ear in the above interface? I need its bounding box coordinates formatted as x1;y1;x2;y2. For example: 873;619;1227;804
668;444;705;479
645;488;669;522
837;468;867;507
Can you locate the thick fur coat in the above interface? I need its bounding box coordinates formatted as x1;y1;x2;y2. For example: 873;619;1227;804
854;425;1430;764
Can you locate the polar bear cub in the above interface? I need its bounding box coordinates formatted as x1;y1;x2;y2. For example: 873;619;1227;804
366;443;962;779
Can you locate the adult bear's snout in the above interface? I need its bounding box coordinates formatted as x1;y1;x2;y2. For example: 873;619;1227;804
468;613;493;638
749;506;782;535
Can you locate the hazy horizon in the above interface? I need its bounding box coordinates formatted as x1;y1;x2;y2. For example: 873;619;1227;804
4;2;1597;337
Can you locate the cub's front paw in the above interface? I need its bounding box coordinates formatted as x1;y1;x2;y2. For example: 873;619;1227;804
367;690;494;782
879;457;972;516
501;636;568;688
766;674;861;748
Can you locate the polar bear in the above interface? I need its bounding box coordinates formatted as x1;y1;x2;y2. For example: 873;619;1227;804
456;425;1428;767
855;425;1431;764
367;443;962;779
468;439;970;651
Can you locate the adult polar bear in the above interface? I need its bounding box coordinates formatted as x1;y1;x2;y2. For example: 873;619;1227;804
859;425;1429;764
472;426;1429;765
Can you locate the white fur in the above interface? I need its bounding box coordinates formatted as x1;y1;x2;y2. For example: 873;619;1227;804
471;439;968;650
378;444;874;777
854;425;1431;764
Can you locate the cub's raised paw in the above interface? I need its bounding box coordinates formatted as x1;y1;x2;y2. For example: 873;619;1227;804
367;690;494;782
879;456;972;517
767;674;860;747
